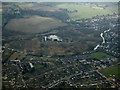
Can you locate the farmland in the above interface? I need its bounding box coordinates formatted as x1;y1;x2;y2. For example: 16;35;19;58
0;7;2;25
8;52;26;61
56;4;115;20
0;15;2;25
15;3;34;8
5;16;66;33
100;65;120;79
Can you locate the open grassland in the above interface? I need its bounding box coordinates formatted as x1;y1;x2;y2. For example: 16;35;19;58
100;65;120;79
57;4;115;20
5;16;66;33
91;52;113;60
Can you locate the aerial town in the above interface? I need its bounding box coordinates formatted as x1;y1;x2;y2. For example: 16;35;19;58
1;2;120;89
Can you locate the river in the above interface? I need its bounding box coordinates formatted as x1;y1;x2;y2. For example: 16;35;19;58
94;29;111;51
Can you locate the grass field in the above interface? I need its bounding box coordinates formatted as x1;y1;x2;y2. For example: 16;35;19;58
100;65;120;79
5;16;66;33
57;4;115;20
91;52;113;60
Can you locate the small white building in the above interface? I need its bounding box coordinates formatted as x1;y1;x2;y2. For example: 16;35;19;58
44;36;47;41
44;35;62;42
29;62;34;68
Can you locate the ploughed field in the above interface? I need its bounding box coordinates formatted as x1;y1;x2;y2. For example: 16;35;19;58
5;16;66;33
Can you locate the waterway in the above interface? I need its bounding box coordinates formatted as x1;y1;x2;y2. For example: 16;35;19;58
94;29;111;51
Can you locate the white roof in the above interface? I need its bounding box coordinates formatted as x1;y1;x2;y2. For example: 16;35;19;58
48;35;60;40
29;63;34;68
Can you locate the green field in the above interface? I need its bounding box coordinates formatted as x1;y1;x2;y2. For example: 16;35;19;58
5;16;66;33
100;65;120;79
57;4;115;20
91;52;113;60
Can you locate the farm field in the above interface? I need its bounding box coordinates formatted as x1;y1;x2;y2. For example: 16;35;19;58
91;52;113;60
56;4;115;20
0;8;2;25
100;65;120;79
16;3;59;12
7;50;57;61
5;15;66;33
14;3;34;8
8;52;26;61
0;15;2;25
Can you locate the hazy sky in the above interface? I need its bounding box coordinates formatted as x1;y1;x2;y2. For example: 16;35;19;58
1;0;120;2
